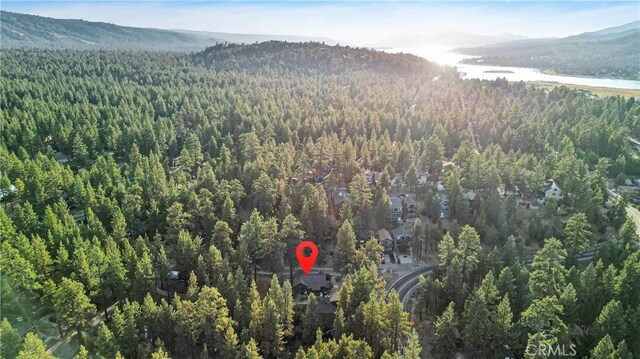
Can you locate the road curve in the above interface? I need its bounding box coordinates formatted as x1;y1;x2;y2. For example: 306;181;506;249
386;265;438;309
389;247;601;311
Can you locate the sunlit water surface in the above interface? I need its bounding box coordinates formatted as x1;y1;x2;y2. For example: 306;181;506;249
384;46;640;90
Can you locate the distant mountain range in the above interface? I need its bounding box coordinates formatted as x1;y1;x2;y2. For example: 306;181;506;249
454;21;640;80
370;31;527;49
0;11;340;51
2;10;637;80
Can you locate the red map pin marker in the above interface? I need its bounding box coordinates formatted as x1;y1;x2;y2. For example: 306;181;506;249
296;241;318;275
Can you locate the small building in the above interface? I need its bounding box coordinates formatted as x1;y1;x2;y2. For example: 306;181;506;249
377;229;393;252
333;188;351;207
390;196;403;218
391;225;413;246
403;196;416;213
299;298;336;330
165;271;188;297
0;184;17;200
417;174;428;185
316;299;337;329
356;229;375;247
292;273;331;295
542;180;563;200
462;190;476;202
332;188;352;210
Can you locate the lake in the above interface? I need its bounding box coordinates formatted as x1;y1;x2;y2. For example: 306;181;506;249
384;46;640;90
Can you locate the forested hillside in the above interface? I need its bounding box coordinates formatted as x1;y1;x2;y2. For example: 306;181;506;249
0;11;338;51
1;42;639;358
456;21;640;80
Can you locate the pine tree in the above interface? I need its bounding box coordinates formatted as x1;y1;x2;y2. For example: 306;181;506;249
0;318;22;359
433;302;458;359
134;250;156;300
529;238;567;299
246;280;263;338
280;214;304;283
592;300;628;344
208;222;231;251
493;294;514;357
186;271;199;301
334;219;357;272
236;339;261;359
279;279;296;338
403;330;422;359
373;188;393;229
333;307;347;338
95;323;118;358
386;290;409;352
438;232;456;268
72;133;89;167
591;334;615;358
360;239;384;267
238;210;264;279
252;172;277;214
349;173;373;215
616;250;640;309
563;212;592;263
150;346;172;359
302;293;322;344
54;277;96;339
260;297;285;357
221;196;237;229
165;203;190;244
17;333;54;359
74;346;90;359
520;296;567;358
221;326;239;359
458;225;481;281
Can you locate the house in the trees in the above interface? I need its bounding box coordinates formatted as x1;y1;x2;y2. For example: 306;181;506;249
403;196;416;214
0;184;17;200
317;298;337;329
541;180;563;200
356;229;375;247
391;225;413;247
292;273;332;296
298;297;336;330
330;188;352;219
332;188;352;210
390;196;403;219
377;228;393;252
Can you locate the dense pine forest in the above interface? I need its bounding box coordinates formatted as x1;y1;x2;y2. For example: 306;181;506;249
1;42;639;359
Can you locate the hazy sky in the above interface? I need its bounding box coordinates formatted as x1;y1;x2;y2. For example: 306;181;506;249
3;1;639;44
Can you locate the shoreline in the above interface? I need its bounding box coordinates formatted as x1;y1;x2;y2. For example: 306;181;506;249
527;80;640;98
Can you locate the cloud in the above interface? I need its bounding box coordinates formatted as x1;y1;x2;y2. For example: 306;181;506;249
3;1;639;44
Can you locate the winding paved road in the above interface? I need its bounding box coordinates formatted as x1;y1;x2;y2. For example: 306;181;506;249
387;247;601;312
